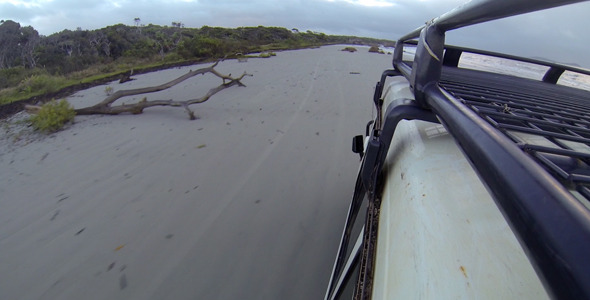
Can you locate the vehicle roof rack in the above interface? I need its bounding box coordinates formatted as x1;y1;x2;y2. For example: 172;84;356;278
384;0;590;298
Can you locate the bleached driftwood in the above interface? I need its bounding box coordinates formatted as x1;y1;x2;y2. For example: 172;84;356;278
73;61;251;120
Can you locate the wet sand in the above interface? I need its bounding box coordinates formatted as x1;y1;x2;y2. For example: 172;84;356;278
0;45;392;299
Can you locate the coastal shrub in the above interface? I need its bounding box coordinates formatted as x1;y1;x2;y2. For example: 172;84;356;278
368;46;385;54
18;74;64;95
0;67;47;89
0;67;24;89
259;52;273;58
99;64;116;73
0;73;68;105
178;35;224;58
341;47;357;52
163;52;183;62
30;99;76;133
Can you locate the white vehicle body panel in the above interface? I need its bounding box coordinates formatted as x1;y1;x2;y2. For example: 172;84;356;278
371;77;549;299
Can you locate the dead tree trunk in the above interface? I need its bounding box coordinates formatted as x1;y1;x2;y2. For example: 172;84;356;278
119;69;135;83
74;61;251;120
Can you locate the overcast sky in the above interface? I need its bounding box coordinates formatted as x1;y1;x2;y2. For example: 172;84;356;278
1;0;589;67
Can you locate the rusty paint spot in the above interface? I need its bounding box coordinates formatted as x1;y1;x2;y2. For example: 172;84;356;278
460;266;468;278
114;244;125;251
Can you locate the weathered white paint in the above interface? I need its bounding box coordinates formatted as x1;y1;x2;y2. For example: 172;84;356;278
371;77;549;299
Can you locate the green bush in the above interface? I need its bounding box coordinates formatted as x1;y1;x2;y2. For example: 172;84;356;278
163;52;183;62
368;45;385;54
30;99;76;132
259;52;272;58
99;64;115;73
368;45;380;53
0;67;45;89
178;35;224;59
19;74;64;95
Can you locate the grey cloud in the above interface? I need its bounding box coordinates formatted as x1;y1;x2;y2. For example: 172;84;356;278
445;1;590;67
0;3;43;23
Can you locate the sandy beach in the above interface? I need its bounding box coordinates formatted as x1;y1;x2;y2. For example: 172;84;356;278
0;45;393;299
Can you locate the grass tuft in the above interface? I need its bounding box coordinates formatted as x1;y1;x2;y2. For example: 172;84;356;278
259;52;276;58
29;99;76;133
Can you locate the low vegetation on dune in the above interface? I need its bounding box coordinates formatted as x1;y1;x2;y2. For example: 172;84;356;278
0;20;395;108
341;46;358;52
368;45;385;54
259;52;277;58
28;99;75;132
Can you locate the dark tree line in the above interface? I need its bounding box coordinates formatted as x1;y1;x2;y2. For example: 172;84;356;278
0;20;40;69
0;19;394;89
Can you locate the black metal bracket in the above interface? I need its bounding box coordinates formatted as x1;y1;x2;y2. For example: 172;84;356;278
372;69;401;130
411;24;445;108
358;98;439;195
542;66;566;84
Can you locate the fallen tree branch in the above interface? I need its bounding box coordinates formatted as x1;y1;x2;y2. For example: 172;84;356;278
72;61;251;120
